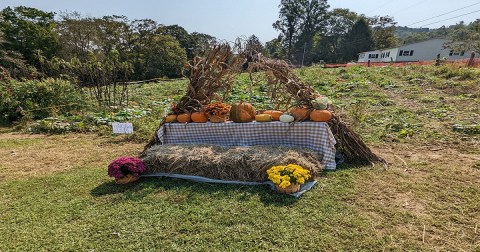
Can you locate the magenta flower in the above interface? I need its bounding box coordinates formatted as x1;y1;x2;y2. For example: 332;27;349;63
107;157;147;180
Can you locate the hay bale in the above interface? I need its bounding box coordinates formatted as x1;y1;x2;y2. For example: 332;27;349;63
142;144;323;182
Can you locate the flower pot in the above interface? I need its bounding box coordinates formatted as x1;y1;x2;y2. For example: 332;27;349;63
115;174;139;184
210;115;228;123
275;183;301;194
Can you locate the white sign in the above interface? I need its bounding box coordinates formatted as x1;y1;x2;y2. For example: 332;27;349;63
112;122;134;134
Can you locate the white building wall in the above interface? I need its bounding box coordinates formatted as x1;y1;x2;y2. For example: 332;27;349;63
379;48;399;62
396;38;450;61
358;50;381;63
357;38;478;63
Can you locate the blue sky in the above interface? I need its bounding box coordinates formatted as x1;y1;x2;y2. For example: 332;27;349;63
1;0;479;42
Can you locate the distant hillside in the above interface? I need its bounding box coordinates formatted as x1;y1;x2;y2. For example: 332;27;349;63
395;26;452;45
395;26;431;39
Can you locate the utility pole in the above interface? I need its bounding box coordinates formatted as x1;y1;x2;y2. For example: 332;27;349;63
301;41;307;67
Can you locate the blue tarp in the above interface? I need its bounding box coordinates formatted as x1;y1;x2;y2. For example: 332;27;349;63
142;173;317;197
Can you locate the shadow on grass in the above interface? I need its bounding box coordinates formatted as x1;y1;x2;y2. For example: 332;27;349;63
90;162;369;206
91;177;299;206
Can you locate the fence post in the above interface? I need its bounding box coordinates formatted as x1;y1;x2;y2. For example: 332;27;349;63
467;52;476;67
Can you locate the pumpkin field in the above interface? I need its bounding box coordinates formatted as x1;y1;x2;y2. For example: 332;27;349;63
1;65;479;251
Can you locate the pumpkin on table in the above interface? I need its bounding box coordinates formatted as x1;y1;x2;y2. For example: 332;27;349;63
310;110;332;122
229;102;256;123
289;107;309;121
177;113;192;123
191;112;208;123
165;114;177;123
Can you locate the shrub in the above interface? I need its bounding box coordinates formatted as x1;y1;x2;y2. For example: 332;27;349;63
0;78;88;122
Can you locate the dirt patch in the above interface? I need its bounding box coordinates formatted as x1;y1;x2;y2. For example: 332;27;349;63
373;143;480;167
0;133;143;180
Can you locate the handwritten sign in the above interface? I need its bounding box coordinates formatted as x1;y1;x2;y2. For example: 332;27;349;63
112;122;134;134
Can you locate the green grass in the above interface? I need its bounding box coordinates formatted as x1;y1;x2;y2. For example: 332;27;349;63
1;152;478;251
1;65;480;251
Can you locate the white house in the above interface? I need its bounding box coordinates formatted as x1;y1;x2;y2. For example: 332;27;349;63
357;38;477;63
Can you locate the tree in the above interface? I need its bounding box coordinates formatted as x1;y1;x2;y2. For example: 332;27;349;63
340;18;374;62
245;35;265;55
273;0;329;64
311;8;359;63
0;29;36;79
159;25;195;59
446;20;480;53
137;35;187;79
293;0;329;65
56;12;98;62
0;6;59;67
273;0;303;60
55;13;188;80
190;32;217;57
265;37;284;59
369;16;398;50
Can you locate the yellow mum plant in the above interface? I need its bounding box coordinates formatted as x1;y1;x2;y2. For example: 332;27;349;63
266;164;311;189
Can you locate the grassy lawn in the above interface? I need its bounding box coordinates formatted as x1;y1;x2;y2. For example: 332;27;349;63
1;65;479;251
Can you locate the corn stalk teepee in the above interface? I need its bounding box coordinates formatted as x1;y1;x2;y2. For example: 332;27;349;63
144;42;385;165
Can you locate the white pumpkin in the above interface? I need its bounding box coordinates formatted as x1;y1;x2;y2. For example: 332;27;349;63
279;114;294;123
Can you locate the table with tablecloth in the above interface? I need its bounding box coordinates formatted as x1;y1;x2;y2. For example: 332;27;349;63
157;121;337;170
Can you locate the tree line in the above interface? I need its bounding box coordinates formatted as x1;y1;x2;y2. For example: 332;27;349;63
267;0;479;66
1;3;478;83
0;6;216;82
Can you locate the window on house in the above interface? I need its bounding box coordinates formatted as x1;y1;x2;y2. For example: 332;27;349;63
399;50;403;56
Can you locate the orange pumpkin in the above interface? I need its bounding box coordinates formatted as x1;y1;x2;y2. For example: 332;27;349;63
177;113;192;123
289;107;309;121
263;110;284;121
309;110;332;122
191;112;208;123
165;114;177;123
229;102;256;123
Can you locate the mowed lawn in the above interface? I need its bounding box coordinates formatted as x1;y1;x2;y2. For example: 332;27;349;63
1;65;479;251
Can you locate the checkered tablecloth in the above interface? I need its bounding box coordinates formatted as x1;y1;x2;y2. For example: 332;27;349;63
157;121;337;170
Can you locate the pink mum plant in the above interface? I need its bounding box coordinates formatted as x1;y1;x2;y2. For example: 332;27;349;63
107;157;147;180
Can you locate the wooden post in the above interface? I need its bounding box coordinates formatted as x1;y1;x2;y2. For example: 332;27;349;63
467;52;476;67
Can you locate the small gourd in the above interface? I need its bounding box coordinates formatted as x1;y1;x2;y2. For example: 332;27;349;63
279;113;294;123
165;115;177;123
263;110;283;121
191;112;208;123
255;114;272;122
310;110;332;122
177;113;192;123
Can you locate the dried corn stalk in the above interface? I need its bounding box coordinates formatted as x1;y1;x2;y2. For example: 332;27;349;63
175;43;238;113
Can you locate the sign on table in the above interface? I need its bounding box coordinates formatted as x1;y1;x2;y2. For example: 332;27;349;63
112;122;134;134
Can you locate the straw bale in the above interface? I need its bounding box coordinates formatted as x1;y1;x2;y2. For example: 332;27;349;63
142;144;323;181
